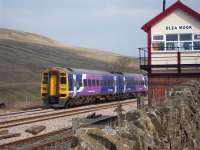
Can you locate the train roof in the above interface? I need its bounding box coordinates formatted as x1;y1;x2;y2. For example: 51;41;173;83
45;67;145;77
123;73;145;77
66;68;114;75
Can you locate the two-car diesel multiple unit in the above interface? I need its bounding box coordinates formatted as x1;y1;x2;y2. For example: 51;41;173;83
41;67;147;108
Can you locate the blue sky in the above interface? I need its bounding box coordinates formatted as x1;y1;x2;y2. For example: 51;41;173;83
0;0;199;56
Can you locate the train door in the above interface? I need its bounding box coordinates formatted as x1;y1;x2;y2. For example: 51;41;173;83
49;71;59;96
114;76;117;94
123;76;126;93
59;72;68;98
76;73;83;93
117;75;124;93
72;73;77;97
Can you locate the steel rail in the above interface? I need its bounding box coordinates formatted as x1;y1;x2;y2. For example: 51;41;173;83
0;109;54;120
0;99;138;129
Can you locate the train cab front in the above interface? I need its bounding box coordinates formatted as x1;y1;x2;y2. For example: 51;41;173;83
41;68;69;108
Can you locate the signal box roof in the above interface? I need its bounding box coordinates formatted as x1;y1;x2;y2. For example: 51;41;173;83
142;1;200;32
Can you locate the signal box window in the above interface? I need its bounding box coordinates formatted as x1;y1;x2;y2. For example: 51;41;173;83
194;42;200;50
194;34;200;40
166;34;178;51
152;35;164;51
180;34;192;41
166;42;178;51
194;34;200;50
180;42;192;50
153;35;163;41
180;34;192;51
166;34;178;41
152;42;165;51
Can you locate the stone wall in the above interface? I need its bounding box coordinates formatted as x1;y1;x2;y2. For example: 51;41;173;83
73;80;200;150
148;76;200;105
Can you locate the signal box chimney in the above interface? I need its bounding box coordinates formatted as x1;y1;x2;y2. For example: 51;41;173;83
163;0;166;11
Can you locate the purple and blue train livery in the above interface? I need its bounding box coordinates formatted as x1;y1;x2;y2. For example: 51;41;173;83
41;67;147;108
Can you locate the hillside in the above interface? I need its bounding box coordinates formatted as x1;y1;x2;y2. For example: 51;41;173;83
0;28;140;107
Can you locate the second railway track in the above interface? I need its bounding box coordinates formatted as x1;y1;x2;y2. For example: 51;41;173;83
0;99;138;129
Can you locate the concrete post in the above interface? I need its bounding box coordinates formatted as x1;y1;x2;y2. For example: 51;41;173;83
72;118;80;135
137;95;144;109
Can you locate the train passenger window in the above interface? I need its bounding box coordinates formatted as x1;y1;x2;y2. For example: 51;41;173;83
84;79;87;87
104;80;108;86
76;81;80;89
107;80;110;86
92;80;95;86
101;80;104;86
43;76;48;84
106;80;109;86
110;80;113;86
60;77;66;84
109;80;112;86
99;80;103;86
103;80;106;86
79;80;82;87
96;80;100;86
88;79;92;87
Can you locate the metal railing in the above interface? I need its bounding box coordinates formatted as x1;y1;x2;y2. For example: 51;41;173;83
138;46;200;72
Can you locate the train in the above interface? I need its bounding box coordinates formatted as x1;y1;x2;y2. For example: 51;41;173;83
40;67;148;108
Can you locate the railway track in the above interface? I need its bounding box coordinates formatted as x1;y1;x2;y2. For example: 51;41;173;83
0;98;147;149
0;99;137;129
0;108;54;120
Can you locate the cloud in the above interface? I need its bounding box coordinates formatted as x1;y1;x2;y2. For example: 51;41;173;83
93;3;159;19
0;0;199;56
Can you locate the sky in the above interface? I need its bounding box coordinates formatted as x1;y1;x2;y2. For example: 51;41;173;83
0;0;200;57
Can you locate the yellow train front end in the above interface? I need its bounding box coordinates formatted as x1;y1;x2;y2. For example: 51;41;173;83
40;68;69;108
